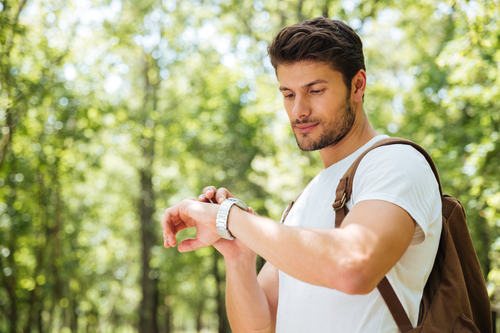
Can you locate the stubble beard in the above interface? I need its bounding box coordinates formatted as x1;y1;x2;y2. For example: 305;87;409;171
293;98;356;152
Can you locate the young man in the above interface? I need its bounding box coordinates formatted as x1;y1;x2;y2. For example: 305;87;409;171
162;17;442;332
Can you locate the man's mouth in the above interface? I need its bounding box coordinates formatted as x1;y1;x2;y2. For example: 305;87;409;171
295;123;319;133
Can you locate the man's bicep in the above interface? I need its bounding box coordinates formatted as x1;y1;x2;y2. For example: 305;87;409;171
257;261;279;332
340;200;415;292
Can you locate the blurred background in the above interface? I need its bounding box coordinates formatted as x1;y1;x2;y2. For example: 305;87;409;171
0;0;499;331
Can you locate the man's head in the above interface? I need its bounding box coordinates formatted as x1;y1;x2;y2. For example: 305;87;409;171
268;17;365;95
268;18;367;153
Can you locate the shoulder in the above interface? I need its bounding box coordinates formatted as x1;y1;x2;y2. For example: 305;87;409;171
364;143;429;164
357;143;436;185
351;142;441;241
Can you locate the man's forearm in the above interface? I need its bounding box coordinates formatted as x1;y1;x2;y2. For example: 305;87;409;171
225;254;274;333
226;208;344;289
225;201;415;295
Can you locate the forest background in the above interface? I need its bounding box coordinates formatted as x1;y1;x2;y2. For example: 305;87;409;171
1;0;500;332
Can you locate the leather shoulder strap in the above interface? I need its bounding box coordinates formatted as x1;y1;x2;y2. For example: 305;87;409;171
331;137;442;333
332;137;443;228
281;190;303;224
378;277;414;332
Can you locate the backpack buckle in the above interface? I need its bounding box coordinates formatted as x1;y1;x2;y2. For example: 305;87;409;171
333;193;347;211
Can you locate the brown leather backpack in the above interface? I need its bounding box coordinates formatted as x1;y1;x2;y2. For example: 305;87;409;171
282;138;492;332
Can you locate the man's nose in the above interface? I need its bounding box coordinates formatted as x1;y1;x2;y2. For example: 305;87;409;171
291;95;311;120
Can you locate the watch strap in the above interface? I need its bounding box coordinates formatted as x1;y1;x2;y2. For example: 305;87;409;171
216;198;248;240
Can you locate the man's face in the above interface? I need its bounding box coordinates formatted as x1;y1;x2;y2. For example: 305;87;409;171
277;61;355;151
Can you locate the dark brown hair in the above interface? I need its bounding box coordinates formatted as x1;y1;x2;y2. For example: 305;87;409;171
268;17;365;92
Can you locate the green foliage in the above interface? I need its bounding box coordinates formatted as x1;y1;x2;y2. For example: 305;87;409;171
1;0;499;331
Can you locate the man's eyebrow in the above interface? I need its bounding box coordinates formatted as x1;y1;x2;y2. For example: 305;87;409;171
279;79;328;91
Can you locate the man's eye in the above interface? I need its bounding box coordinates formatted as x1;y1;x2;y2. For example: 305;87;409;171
311;89;324;94
285;94;295;98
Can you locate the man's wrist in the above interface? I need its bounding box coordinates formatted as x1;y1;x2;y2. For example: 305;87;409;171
217;198;248;240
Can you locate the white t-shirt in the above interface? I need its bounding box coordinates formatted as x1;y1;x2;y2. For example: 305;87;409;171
276;135;442;333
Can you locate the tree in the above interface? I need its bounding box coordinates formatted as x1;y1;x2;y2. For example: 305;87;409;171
2;0;499;331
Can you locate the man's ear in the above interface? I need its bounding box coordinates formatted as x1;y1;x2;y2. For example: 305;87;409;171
351;69;367;103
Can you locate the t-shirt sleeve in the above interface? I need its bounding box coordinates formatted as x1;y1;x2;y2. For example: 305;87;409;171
351;144;441;245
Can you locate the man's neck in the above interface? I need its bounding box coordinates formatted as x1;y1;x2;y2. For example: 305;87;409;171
319;111;378;169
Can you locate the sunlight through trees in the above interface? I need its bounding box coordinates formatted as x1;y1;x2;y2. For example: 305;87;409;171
1;0;499;331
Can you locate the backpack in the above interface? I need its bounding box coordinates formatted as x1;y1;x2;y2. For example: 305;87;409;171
282;137;492;333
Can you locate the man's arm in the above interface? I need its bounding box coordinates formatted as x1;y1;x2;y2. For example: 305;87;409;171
163;197;415;295
206;188;279;333
229;200;414;294
221;200;415;295
167;187;278;333
257;262;279;330
225;259;279;333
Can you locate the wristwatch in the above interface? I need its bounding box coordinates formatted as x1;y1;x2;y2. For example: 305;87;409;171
216;198;248;240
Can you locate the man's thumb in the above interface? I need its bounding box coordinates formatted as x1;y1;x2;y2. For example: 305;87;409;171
178;238;204;252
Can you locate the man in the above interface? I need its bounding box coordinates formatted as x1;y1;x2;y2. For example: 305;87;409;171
162;17;442;332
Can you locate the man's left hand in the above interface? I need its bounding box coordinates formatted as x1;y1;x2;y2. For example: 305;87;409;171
162;199;221;252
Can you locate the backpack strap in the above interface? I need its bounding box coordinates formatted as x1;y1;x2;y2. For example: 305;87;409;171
280;190;303;223
333;137;443;333
378;277;414;332
332;137;443;228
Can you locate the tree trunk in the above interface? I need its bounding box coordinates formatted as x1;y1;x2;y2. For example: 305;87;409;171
165;302;171;333
48;174;63;331
71;293;78;331
491;310;496;333
139;163;159;333
196;302;203;332
297;0;306;21
41;165;63;333
28;171;51;333
0;129;18;333
0;253;17;333
322;0;331;18
37;305;44;333
213;251;229;333
23;220;49;333
23;280;39;333
479;220;491;279
139;56;159;333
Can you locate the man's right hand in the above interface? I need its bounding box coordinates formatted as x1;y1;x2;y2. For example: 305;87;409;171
197;186;232;204
198;186;256;214
198;186;256;261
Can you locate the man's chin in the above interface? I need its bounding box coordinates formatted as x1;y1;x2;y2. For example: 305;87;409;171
295;137;321;151
295;134;340;151
297;143;317;151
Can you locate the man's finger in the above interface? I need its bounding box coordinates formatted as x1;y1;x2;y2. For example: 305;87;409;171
161;208;172;234
172;222;188;235
203;186;218;201
197;194;214;203
178;238;205;252
162;205;179;248
215;187;235;204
